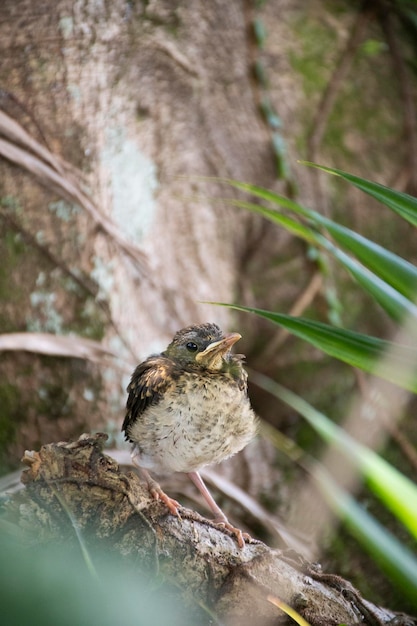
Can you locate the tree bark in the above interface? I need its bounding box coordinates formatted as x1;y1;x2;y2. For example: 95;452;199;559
3;432;414;626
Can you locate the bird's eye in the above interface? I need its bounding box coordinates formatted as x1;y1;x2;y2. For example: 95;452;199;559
186;342;198;352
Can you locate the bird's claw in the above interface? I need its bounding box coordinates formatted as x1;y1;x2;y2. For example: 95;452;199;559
212;518;250;548
136;468;181;517
150;486;181;517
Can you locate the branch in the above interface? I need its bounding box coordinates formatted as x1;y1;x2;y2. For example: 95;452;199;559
0;109;148;272
3;433;414;626
307;4;371;161
380;9;417;195
306;4;371;217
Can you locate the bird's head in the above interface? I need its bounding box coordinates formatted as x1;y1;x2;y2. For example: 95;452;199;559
163;322;242;371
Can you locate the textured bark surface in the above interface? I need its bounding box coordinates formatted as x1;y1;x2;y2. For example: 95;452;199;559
3;433;414;626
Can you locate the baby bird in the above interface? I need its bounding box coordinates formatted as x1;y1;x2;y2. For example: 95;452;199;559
122;322;257;546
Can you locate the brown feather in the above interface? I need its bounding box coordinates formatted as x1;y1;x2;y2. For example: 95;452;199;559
123;355;181;438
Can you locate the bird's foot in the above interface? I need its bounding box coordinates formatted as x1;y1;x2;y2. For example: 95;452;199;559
212;517;251;549
133;463;181;517
148;482;181;517
186;472;250;548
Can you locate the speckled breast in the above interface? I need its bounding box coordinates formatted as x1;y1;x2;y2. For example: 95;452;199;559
128;370;257;474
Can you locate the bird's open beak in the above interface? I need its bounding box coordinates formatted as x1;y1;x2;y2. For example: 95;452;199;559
195;332;241;364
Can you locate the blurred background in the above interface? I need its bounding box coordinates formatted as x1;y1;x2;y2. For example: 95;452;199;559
1;0;417;615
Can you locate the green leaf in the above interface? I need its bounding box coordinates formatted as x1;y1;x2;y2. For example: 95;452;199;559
212;303;417;393
252;372;417;600
226;178;309;216
316;220;417;300
226;199;316;243
226;175;417;300
314;466;417;604
223;180;417;322
262;380;417;538
316;235;417;322
301;162;417;228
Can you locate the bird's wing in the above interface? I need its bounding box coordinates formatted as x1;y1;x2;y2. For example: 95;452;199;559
122;356;177;436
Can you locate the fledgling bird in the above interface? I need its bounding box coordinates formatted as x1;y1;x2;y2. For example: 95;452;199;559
122;322;258;547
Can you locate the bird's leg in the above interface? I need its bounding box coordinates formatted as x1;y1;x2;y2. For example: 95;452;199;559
187;471;249;548
187;471;227;520
131;452;180;516
141;468;181;516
